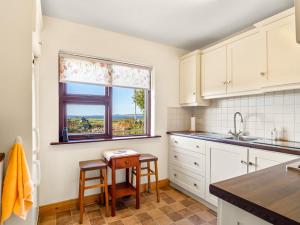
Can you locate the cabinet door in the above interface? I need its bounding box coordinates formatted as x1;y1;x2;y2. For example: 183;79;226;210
227;32;267;94
205;142;248;206
248;148;299;173
266;15;300;86
202;46;227;97
179;55;197;104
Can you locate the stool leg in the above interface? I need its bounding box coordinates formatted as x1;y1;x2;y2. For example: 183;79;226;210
77;171;82;210
104;168;109;217
136;163;141;209
111;160;116;217
154;161;160;203
79;170;85;223
100;169;104;205
147;162;151;192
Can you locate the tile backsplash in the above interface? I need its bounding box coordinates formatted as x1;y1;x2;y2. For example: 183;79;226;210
167;90;300;142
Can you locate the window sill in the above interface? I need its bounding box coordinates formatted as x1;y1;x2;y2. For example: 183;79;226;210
50;135;162;145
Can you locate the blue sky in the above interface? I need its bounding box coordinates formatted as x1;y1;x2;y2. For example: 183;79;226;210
66;83;143;116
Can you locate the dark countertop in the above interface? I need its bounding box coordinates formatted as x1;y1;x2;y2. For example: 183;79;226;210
167;131;300;156
210;159;300;225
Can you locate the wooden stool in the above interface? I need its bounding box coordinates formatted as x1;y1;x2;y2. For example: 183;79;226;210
131;154;160;202
78;159;109;223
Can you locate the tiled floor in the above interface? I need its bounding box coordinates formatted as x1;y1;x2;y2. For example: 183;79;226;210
38;186;217;225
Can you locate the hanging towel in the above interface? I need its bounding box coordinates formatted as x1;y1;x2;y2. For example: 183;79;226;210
1;137;33;223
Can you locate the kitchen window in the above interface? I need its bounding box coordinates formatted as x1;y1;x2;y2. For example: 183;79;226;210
59;52;151;141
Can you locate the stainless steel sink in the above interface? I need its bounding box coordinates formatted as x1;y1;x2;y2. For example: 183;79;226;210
225;136;259;142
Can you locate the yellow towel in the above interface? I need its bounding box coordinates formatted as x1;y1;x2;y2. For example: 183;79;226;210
1;140;33;223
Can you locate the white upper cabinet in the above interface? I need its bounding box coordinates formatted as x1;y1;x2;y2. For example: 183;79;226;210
227;32;267;94
202;46;227;97
264;15;300;88
179;51;209;106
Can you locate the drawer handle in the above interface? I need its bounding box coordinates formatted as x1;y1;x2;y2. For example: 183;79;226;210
125;160;129;164
174;173;177;177
174;155;178;159
196;145;200;148
194;162;199;166
174;140;178;144
240;160;248;165
193;183;197;187
249;161;256;167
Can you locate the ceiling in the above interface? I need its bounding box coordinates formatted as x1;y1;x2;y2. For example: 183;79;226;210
42;0;294;50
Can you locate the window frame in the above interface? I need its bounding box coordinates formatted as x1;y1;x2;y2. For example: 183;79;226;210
59;83;151;141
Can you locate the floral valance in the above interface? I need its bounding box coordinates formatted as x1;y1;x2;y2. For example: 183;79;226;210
59;55;111;86
111;65;151;90
59;53;151;90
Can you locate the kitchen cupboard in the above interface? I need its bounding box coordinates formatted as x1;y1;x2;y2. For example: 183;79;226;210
263;15;300;88
169;135;206;198
248;148;299;173
179;51;209;106
168;135;300;208
205;142;248;206
202;46;227;97
227;32;267;94
218;199;272;225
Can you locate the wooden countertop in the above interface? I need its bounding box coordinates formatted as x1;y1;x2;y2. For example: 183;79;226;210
210;159;300;225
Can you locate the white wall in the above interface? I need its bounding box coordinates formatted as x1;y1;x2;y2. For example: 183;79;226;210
39;17;186;205
0;1;33;225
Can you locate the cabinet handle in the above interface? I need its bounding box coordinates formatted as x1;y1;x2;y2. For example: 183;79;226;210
125;160;129;164
260;72;266;76
223;81;227;85
193;92;196;95
174;173;177;177
249;161;256;167
196;145;200;148
193;183;197;187
174;155;178;159
227;80;232;84
194;162;199;166
241;160;248;165
174;140;178;144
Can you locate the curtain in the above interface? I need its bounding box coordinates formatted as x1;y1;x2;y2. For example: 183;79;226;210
59;55;112;86
59;53;151;90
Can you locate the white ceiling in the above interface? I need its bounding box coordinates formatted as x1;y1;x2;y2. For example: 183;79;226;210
41;0;294;50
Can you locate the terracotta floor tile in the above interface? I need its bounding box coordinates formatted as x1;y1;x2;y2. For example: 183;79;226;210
188;215;206;225
136;212;153;222
166;212;183;222
38;186;216;225
155;215;173;225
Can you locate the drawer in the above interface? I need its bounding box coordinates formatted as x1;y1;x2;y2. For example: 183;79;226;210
114;156;139;169
169;166;205;198
170;149;205;176
169;135;205;154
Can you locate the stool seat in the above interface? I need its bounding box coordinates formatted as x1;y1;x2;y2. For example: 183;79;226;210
139;154;158;162
79;159;107;171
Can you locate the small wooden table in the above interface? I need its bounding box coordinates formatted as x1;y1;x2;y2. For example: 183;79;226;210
107;154;141;217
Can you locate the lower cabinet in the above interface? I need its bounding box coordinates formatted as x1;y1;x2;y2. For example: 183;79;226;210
218;199;272;225
248;148;299;173
205;142;248;206
168;135;300;208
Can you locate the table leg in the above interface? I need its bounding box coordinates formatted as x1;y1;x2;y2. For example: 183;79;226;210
126;168;129;184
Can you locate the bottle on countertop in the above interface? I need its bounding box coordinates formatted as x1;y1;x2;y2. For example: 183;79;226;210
271;128;278;142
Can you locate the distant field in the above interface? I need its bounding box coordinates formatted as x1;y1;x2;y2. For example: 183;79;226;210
67;116;145;135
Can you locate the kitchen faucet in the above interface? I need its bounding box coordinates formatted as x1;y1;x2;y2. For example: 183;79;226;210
229;112;244;138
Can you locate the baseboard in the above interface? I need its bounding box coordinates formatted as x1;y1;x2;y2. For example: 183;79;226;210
39;179;169;217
